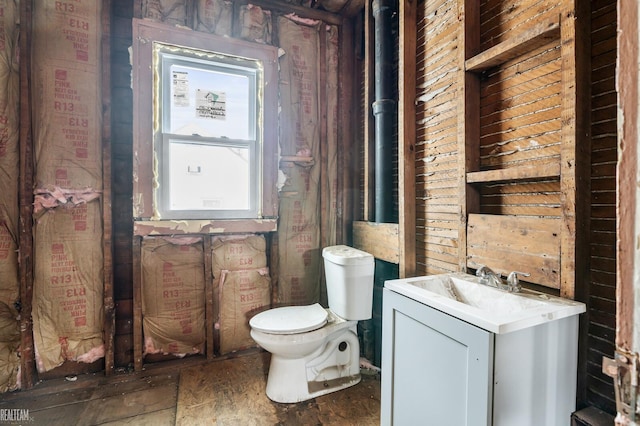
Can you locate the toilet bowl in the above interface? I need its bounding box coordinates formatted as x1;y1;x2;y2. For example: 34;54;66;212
249;245;375;403
250;304;361;403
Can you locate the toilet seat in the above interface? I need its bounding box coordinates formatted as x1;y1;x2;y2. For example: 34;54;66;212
250;303;328;335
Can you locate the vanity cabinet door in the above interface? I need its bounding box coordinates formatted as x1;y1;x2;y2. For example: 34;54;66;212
381;289;494;426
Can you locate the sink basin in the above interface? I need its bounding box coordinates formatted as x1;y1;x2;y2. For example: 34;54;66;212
384;272;586;334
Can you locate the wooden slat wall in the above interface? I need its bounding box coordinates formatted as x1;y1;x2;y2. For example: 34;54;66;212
414;0;461;275
478;1;563;226
479;44;562;170
585;0;617;413
467;214;561;288
479;0;562;51
479;180;561;216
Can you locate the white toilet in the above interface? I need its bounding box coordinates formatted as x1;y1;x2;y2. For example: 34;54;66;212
249;245;375;403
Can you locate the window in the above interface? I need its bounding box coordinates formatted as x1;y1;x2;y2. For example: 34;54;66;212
132;20;278;224
156;46;261;219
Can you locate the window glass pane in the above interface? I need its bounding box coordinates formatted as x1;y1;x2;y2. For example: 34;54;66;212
168;63;252;139
168;141;251;211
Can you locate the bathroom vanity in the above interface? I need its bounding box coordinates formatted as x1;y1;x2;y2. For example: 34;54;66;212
380;273;586;426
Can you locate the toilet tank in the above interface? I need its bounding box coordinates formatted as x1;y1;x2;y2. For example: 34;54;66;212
322;245;374;320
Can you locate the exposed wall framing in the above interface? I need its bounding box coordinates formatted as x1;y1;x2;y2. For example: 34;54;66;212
119;1;355;369
11;0;114;387
398;0;417;277
102;0;115;377
18;0;36;389
415;0;462;276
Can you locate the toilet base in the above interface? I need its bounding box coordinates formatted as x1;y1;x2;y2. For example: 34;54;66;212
264;329;362;403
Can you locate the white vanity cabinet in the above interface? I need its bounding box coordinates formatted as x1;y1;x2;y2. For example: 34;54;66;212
381;286;581;426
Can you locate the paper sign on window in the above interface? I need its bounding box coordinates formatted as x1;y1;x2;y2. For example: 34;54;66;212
172;71;189;107
196;89;226;120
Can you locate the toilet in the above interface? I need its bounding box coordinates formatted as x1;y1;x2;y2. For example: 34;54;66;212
249;245;375;403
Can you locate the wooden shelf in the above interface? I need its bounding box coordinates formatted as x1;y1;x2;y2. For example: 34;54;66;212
466;162;561;184
465;19;560;72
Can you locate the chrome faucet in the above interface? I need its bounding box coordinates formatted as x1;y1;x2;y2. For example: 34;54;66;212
506;271;531;293
476;266;530;292
475;266;507;290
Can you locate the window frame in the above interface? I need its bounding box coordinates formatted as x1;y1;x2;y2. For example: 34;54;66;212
155;46;261;219
132;19;279;229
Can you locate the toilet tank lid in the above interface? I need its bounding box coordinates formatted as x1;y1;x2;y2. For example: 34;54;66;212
322;245;374;265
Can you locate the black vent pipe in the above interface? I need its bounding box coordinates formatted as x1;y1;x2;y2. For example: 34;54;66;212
372;0;396;224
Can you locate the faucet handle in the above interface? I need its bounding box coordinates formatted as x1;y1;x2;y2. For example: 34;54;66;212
475;265;493;277
506;271;530;292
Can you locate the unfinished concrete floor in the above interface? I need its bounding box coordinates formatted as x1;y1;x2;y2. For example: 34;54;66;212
0;350;381;425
